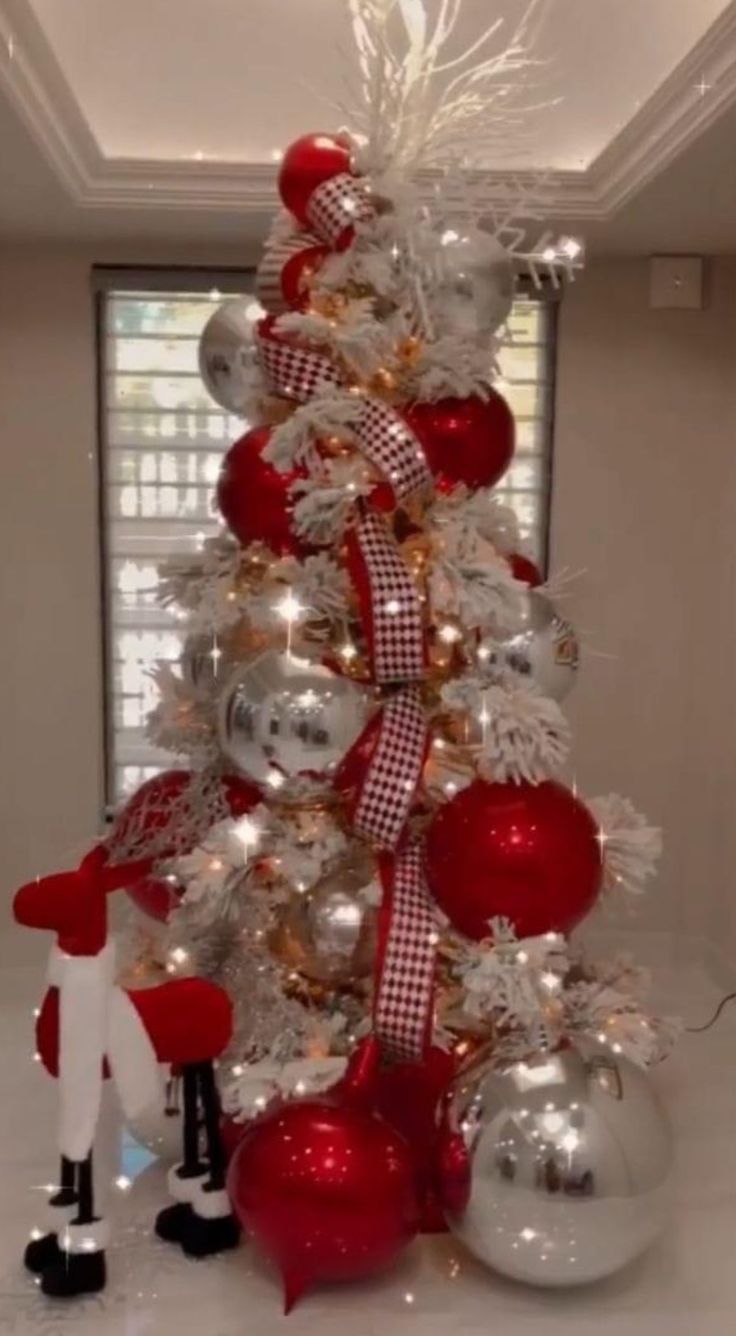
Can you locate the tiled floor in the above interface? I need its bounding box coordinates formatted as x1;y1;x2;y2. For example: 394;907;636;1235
1;959;734;1335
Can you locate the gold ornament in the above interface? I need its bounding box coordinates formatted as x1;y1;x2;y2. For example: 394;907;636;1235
272;849;379;986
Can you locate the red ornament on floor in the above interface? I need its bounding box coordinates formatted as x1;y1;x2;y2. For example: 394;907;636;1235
405;391;515;492
424;779;602;940
217;425;309;556
227;1042;419;1312
278;132;353;224
508;552;543;587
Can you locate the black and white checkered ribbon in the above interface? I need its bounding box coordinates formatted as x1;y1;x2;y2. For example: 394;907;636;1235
354;687;428;850
374;840;437;1063
352;512;425;683
255;229;322;315
255;323;342;402
306;173;373;248
355;399;433;504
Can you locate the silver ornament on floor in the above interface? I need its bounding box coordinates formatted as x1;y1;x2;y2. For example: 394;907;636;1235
441;1039;673;1286
198;297;259;414
218;649;374;793
435;228;515;342
482;591;579;701
273;849;379;985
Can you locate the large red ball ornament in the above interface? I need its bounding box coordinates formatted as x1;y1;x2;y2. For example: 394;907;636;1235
126;875;181;924
278;132;353;224
425;779;602;940
281;243;330;309
217;425;309;556
228;1047;419;1311
405;390;515;492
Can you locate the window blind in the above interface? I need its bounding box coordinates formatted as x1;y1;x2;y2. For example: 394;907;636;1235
97;273;556;806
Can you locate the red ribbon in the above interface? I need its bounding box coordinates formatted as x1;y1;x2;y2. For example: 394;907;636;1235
353;687;428;850
305;173;373;250
255;228;323;315
346;512;426;684
255;320;342;402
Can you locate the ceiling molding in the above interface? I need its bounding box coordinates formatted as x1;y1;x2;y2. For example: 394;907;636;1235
2;0;736;220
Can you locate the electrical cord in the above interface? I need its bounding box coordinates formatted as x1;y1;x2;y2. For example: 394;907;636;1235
686;991;736;1034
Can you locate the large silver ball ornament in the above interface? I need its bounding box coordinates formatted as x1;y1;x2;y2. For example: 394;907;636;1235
218;649;374;792
274;849;379;985
443;1040;673;1286
436;228;515;342
198;297;260;414
483;591;579;702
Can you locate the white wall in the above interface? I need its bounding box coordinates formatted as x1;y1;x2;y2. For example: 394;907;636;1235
1;247;734;965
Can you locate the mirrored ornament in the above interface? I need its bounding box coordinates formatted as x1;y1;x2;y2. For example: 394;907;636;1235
440;1039;673;1286
182;634;223;692
218;650;374;793
273;849;379;985
435;229;514;342
198;297;259;414
481;591;579;702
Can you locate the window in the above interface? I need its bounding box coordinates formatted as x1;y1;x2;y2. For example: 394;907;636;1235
97;270;556;806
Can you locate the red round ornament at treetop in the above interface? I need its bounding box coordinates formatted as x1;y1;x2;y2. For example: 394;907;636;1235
508;552;543;587
278;132;353;224
405;390;515;492
281;243;330;309
217;425;310;557
425;778;602;941
227;1042;419;1312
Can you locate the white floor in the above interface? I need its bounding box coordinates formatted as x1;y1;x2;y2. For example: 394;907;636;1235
1;960;735;1336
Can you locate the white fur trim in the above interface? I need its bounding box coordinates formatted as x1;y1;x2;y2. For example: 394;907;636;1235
192;1185;231;1220
168;1164;210;1203
48;941;161;1161
59;1218;111;1255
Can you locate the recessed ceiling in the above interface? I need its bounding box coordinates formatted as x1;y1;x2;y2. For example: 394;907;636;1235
21;0;732;171
1;0;736;249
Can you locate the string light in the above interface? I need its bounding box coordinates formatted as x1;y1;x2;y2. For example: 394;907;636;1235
275;589;305;655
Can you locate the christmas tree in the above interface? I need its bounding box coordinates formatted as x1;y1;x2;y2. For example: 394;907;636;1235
20;0;678;1310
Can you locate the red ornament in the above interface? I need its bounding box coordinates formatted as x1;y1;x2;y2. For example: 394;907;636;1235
111;770;261;917
217;425;309;556
509;552;543;587
278;132;353;225
227;1043;419;1311
425;779;602;940
281;244;330;309
373;1046;457;1233
126;875;181;924
405;391;515;492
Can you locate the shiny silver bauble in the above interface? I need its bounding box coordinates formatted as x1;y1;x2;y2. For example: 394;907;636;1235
435;228;515;342
218;649;374;792
482;591;579;702
181;633;222;692
443;1040;673;1286
273;849;379;986
198;297;259;414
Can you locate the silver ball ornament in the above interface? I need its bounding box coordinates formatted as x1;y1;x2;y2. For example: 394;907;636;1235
218;649;374;793
198;297;259;414
483;591;579;702
443;1040;673;1286
275;849;378;985
436;228;515;342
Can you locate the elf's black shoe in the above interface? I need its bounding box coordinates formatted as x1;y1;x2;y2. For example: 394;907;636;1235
180;1209;241;1258
24;1187;78;1273
155;1201;193;1244
41;1249;107;1298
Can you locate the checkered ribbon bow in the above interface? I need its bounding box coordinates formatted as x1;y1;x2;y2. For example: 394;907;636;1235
349;512;425;684
354;687;428;850
306;173;373;249
354;399;433;504
373;840;437;1063
255;322;342;402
